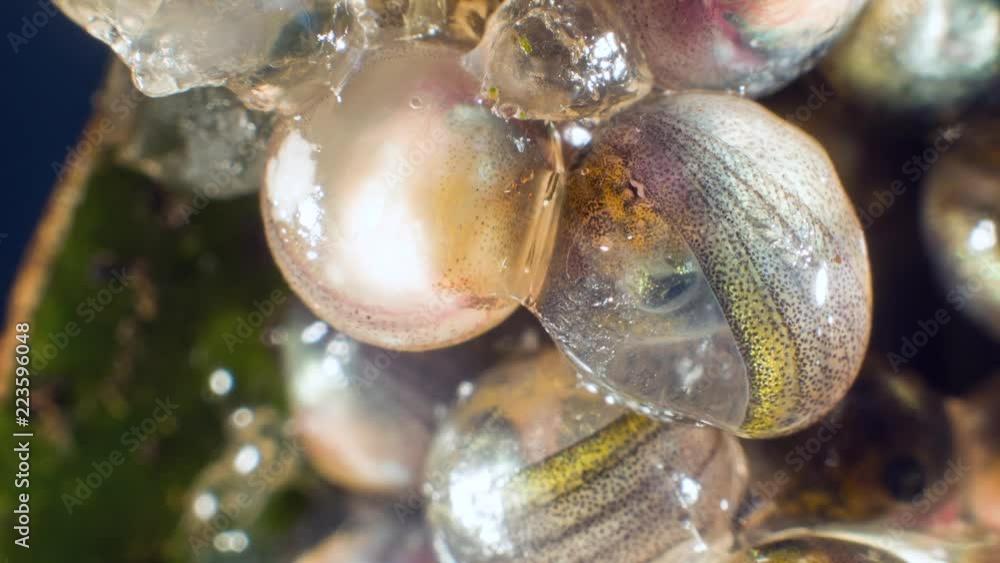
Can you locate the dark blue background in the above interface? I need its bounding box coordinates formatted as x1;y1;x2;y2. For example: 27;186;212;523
1;0;106;322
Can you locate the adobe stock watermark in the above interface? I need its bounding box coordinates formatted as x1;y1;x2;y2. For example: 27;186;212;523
222;289;287;352
61;397;180;514
888;262;1000;371
856;127;962;229
7;0;60;54
31;268;137;371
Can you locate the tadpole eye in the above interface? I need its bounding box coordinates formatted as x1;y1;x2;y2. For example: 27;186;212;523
883;456;926;501
634;267;699;313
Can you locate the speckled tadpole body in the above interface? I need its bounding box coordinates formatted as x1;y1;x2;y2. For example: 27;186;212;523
424;349;747;563
533;92;872;438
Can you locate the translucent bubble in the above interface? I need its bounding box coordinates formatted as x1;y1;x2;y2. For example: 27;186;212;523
468;0;653;121
621;0;867;97
280;301;545;493
528;92;871;438
741;362;954;528
424;348;748;563
823;0;1000;123
922;124;1000;340
262;42;561;351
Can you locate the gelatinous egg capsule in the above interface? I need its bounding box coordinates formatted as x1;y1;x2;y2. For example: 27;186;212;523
424;348;748;563
728;529;996;563
921;123;1000;340
620;0;867;97
262;41;561;351
823;0;1000;123
468;0;653;121
281;300;544;493
741;361;954;529
529;92;872;438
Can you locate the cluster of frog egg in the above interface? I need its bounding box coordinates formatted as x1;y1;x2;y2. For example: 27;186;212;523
58;0;1000;560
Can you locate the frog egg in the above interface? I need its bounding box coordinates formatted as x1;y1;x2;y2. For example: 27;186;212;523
620;0;866;97
262;42;561;351
741;362;954;529
468;0;653;121
281;301;545;493
424;348;748;563
921;126;1000;340
823;0;1000;123
530;92;872;438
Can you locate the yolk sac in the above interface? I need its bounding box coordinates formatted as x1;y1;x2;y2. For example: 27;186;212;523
921;123;1000;340
823;0;1000;124
741;362;954;529
280;301;545;494
621;0;867;97
468;0;653;121
262;42;561;351
424;348;748;563
528;92;872;438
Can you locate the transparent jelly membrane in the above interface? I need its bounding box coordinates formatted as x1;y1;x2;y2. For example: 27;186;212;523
741;363;955;530
729;527;999;563
921;127;1000;340
467;0;653;121
280;300;545;493
424;348;748;563
262;41;562;351
526;92;872;438
823;0;1000;121
619;0;867;97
